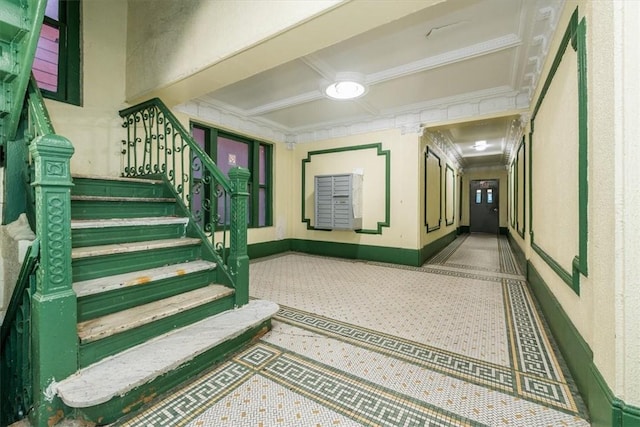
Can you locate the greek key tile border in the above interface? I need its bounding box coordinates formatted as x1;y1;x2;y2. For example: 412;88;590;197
260;345;484;427
116;360;253;427
275;300;580;416
498;236;522;275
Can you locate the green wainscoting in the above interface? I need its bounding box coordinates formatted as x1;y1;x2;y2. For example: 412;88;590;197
290;239;421;266
249;231;459;268
526;262;640;427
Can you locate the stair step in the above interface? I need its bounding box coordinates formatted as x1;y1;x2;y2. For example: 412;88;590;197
71;237;201;260
71;195;175;203
77;285;234;344
71;216;188;229
72;174;164;185
73;260;217;298
57;300;278;409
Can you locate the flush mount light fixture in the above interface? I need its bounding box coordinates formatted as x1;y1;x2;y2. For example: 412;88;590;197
324;72;367;100
473;140;488;151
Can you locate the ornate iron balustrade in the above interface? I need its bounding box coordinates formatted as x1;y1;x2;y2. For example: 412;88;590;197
119;99;250;305
0;239;39;425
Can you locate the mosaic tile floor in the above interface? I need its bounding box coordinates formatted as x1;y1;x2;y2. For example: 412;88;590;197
115;234;590;427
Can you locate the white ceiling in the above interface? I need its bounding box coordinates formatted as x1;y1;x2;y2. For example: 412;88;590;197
178;0;564;170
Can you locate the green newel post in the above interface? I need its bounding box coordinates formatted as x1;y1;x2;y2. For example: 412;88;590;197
29;135;77;427
228;167;250;307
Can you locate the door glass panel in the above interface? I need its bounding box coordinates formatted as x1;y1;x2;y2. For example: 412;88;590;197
475;189;482;204
487;188;493;204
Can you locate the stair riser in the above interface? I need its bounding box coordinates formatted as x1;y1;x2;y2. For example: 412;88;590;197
73;245;202;282
71;200;177;219
75;319;271;424
72;178;173;198
79;295;235;367
77;270;217;322
72;223;186;248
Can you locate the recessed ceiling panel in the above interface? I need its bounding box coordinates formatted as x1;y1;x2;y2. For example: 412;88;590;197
365;49;514;112
204;59;322;110
259;98;371;130
313;0;523;75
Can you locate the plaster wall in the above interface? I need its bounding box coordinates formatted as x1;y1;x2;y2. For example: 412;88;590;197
419;134;460;249
45;0;128;177
293;129;421;250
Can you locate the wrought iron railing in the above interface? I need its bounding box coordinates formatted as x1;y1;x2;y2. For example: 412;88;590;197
1;77;77;426
0;239;39;425
119;99;250;305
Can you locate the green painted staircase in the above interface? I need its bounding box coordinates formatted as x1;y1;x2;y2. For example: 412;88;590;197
52;175;277;424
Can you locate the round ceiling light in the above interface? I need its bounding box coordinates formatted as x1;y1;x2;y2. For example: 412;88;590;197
324;72;367;100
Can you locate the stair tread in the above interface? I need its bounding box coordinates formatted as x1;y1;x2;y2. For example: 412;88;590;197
71;216;188;229
73;260;218;298
77;285;234;343
57;300;278;408
71;195;175;202
72;174;164;185
71;237;201;259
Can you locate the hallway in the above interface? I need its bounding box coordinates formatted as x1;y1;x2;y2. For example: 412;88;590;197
115;234;589;426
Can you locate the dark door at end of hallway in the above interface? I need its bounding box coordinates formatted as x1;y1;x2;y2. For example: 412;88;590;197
469;180;499;234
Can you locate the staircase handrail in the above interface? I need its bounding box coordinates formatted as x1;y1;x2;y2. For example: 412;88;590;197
4;0;48;141
119;98;250;306
26;75;56;137
119;99;231;192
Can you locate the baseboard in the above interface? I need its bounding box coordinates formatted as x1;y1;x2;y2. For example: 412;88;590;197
499;226;508;235
419;230;457;265
506;231;527;274
289;239;421;266
248;239;291;259
458;225;470;234
527;261;640;426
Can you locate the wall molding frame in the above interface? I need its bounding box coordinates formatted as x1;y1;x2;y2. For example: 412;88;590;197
445;164;455;226
529;7;588;295
301;143;391;234
516;136;526;238
424;146;442;232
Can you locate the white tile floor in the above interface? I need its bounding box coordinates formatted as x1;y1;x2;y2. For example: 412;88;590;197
116;234;590;427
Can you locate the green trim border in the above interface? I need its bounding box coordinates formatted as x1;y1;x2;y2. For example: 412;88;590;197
526;261;640;427
529;8;588;295
419;230;457;265
515;136;526;239
424;146;442;232
290;239;420;266
301;143;390;235
445;164;455;226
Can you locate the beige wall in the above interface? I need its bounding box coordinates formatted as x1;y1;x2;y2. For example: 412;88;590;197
46;0;128;177
419;134;460;249
293;129;421;250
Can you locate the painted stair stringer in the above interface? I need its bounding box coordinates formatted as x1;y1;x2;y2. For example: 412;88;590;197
56;299;279;408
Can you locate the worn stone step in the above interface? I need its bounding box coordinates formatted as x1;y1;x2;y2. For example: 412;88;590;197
77;285;234;344
71;237;201;260
73;260;217;298
72;174;164;185
71;195;175;203
71;216;188;230
72;174;173;199
57;300;278;412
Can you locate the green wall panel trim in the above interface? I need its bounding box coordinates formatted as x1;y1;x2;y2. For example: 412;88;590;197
445;164;455;226
248;239;291;259
526;261;640;427
419;230;457;265
301;143;390;234
290;239;421;267
529;7;588;295
424;146;442;232
506;231;527;274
